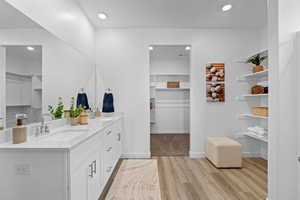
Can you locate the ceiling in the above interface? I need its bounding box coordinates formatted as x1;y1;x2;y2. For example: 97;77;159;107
76;0;267;29
6;46;42;62
0;1;40;28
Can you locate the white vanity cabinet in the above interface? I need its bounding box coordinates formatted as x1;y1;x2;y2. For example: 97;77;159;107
70;118;122;200
0;116;123;200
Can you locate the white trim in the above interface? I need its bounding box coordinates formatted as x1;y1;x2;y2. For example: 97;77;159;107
242;152;262;158
121;152;151;159
151;131;189;134
189;151;205;158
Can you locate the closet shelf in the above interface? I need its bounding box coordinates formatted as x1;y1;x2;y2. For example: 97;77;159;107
155;87;190;90
243;132;268;143
6;104;31;107
237;70;268;81
239;114;268;120
150;73;190;76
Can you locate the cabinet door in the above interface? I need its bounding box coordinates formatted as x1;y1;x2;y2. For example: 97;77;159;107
70;151;102;200
6;79;22;105
70;161;89;200
21;81;31;105
88;151;101;200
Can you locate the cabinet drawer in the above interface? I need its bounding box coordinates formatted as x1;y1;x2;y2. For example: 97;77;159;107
114;119;122;134
102;149;115;184
102;126;114;145
69;133;102;173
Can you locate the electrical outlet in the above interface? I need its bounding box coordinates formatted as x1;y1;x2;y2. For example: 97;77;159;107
15;164;31;175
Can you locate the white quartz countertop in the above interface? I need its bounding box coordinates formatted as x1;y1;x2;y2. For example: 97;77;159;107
0;114;122;150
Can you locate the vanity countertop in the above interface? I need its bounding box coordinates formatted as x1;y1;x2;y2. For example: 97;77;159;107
0;113;122;150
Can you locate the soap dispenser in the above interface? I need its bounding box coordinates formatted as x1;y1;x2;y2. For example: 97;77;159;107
12;114;28;144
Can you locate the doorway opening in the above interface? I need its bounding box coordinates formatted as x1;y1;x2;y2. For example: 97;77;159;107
149;45;190;156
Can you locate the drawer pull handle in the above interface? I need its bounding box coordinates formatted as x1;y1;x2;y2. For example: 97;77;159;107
106;130;112;136
106;166;113;172
89;164;93;178
106;147;113;152
92;160;96;174
117;133;121;141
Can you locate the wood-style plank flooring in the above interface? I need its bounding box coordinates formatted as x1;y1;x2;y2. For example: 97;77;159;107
151;134;189;156
102;157;267;200
156;157;267;200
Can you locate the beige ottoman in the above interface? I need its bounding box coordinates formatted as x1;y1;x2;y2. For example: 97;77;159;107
206;137;242;168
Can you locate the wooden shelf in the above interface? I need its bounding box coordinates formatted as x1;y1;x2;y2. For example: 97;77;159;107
244;132;268;143
239;114;268;120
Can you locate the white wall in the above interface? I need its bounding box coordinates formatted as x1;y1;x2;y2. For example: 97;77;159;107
96;28;265;158
150;46;190;75
5;0;95;59
267;0;300;199
6;47;42;75
0;28;97;113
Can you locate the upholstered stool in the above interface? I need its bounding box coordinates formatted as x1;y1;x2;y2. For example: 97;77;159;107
206;137;242;168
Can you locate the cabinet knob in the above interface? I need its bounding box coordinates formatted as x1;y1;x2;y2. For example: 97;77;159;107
106;130;112;135
106;166;112;172
106;147;112;152
117;133;121;141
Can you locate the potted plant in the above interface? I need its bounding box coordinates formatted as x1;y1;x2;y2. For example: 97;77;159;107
48;97;64;119
245;54;268;73
70;97;83;126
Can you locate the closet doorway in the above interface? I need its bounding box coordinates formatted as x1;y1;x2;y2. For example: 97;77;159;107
149;45;190;156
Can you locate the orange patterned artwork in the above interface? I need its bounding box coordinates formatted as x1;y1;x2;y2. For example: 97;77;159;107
206;63;225;102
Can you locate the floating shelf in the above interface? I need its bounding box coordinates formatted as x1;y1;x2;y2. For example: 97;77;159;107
244;132;268;143
243;94;268;97
239;114;268;120
238;70;268;81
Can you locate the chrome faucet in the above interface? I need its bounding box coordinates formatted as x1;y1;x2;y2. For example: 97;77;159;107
39;113;53;136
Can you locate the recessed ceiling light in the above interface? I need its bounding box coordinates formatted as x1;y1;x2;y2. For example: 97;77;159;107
222;4;232;12
98;12;108;20
27;46;34;51
148;46;153;51
185;46;191;51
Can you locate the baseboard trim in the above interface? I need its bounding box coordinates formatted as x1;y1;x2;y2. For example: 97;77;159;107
121;152;151;159
189;151;205;158
242;152;262;158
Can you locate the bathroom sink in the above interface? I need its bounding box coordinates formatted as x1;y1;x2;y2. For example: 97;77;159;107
38;128;89;143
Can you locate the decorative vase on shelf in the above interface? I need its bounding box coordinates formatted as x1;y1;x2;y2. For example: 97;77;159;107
252;65;264;73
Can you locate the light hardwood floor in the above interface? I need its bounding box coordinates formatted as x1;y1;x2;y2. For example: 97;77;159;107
156;157;267;200
101;157;267;200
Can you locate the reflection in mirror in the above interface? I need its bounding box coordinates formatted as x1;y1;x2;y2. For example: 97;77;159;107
5;46;42;128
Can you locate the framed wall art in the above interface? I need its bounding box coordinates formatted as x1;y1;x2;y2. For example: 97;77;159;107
206;63;225;102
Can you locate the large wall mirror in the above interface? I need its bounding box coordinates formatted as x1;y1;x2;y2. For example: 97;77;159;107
4;46;42;128
0;1;98;131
